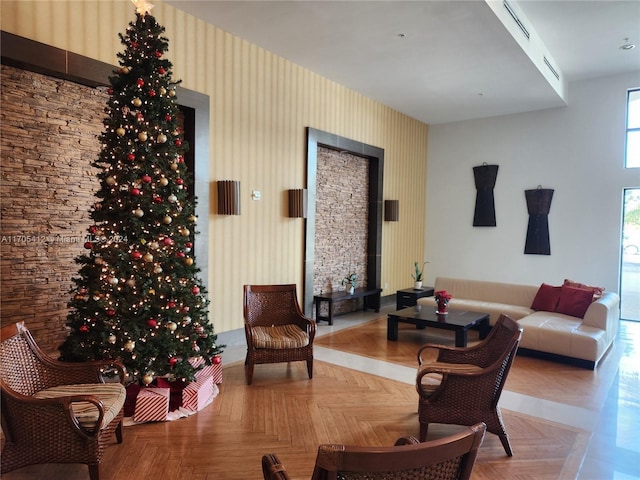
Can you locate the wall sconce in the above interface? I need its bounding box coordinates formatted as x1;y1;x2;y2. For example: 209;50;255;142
288;189;308;218
217;180;240;215
384;200;399;221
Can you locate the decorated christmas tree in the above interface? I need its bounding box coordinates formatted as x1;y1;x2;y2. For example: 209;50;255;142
60;0;222;384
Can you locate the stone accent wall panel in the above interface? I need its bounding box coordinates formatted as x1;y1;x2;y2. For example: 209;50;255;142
1;65;106;355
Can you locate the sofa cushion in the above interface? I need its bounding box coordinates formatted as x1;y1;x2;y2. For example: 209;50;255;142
556;285;594;318
518;312;608;362
563;279;604;299
433;277;539;308
531;283;562;312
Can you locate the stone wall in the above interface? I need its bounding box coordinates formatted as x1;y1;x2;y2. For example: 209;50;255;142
314;146;369;314
0;65;105;355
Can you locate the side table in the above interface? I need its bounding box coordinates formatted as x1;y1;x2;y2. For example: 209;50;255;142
396;287;434;310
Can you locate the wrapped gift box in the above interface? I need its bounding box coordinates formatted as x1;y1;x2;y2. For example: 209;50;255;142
190;356;223;384
134;387;170;422
182;372;215;413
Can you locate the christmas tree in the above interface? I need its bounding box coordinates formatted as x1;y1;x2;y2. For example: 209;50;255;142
60;0;223;384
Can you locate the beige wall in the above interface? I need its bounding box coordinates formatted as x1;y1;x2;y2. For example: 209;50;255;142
1;0;429;334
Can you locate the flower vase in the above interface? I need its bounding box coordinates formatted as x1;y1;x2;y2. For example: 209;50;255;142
414;281;422;290
437;299;448;315
347;285;355;295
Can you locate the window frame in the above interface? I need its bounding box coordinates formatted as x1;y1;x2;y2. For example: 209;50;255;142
625;88;640;168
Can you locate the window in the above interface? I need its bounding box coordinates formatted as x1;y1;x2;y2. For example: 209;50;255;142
626;88;640;168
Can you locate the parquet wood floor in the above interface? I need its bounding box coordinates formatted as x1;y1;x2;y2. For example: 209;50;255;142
3;314;637;480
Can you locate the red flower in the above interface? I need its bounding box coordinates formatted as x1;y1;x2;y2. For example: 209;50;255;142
435;290;452;302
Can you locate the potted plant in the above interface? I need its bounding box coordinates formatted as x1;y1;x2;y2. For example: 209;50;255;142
341;273;357;295
411;261;428;289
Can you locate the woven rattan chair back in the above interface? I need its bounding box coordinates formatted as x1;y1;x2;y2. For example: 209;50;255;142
262;423;486;480
416;315;522;457
243;284;316;385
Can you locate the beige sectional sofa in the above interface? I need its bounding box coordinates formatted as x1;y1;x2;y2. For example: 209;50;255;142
417;277;620;369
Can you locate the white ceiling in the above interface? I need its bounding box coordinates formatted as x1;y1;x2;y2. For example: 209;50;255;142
164;0;640;124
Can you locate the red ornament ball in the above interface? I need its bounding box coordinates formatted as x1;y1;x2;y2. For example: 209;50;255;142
174;139;182;147
185;241;193;248
79;325;89;333
165;114;172;121
191;286;200;295
158;67;166;75
136;78;145;87
147;318;157;328
131;251;142;260
176;178;184;185
106;309;116;317
84;241;93;249
169;357;178;366
167;301;177;308
141;175;152;183
127;153;136;161
149;89;156;97
212;355;222;365
163;237;174;246
176;251;185;258
153;196;162;204
154;50;162;58
130;187;140;196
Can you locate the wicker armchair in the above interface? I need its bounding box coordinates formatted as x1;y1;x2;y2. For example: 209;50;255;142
416;314;522;456
262;422;487;480
0;321;126;480
243;284;316;385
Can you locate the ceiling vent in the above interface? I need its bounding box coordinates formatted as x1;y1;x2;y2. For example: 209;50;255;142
543;56;560;80
503;0;530;40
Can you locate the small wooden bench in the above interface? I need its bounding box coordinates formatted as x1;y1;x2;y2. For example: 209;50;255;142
313;287;382;325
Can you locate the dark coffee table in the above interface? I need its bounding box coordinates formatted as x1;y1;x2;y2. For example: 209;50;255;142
387;306;491;347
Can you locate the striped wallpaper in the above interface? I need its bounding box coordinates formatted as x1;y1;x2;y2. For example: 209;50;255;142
1;0;428;333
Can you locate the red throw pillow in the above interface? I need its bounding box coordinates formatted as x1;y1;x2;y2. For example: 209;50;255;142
556;285;594;318
563;279;604;299
531;283;562;312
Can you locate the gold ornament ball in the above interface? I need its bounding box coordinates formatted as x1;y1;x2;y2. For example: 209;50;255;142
184;257;193;266
138;132;148;142
108;334;117;344
154;266;163;274
189;215;198;224
116;127;126;137
132;97;142;107
120;66;130;74
163;215;172;224
133;208;144;217
143;253;154;262
169;89;176;97
124;340;135;352
159;87;167;95
148;241;159;250
157;133;167;143
181;228;190;236
167;322;177;332
126;279;136;287
106;176;117;186
142;374;154;385
159;177;169;186
170;163;179;171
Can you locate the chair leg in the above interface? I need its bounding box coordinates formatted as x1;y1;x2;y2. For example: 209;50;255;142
306;358;313;379
115;421;123;443
246;363;254;385
88;463;100;480
499;434;514;457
